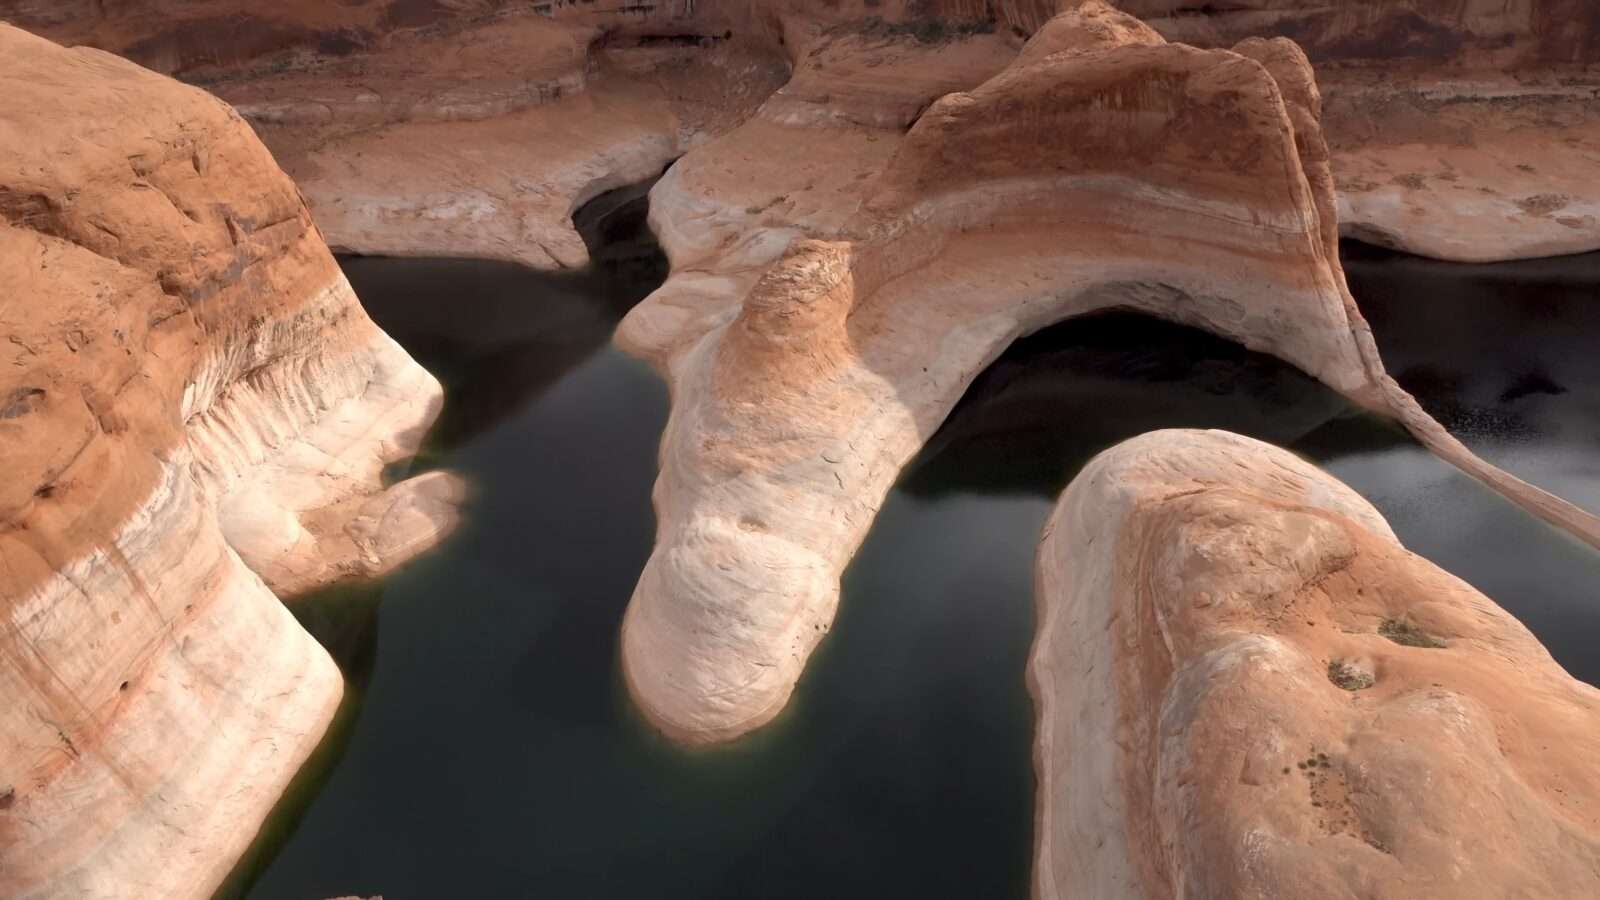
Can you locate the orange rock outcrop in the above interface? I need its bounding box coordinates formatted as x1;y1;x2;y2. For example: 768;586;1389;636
0;25;456;899
1034;429;1600;899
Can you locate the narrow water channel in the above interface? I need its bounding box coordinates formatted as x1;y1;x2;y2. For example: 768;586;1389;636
233;211;1600;897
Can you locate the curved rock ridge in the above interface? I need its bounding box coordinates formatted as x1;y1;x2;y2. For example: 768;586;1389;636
0;25;458;899
1032;428;1600;899
614;2;1600;744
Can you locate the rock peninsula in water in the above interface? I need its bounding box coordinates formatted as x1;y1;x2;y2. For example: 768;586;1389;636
612;1;1600;744
1033;429;1600;899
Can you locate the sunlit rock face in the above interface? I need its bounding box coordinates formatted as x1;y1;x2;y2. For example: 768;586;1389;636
1032;428;1600;899
0;25;457;900
610;2;1600;745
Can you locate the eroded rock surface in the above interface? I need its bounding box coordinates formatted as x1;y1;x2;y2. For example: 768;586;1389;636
0;25;457;899
1118;0;1600;260
213;13;791;270
613;2;1600;744
8;0;1594;263
1032;428;1600;899
1323;71;1600;263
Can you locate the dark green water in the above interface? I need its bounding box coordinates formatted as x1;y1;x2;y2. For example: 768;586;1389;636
234;230;1600;898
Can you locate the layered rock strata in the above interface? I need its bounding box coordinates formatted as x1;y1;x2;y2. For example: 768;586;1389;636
0;1;1046;76
0;26;456;899
207;12;793;270
8;0;1595;264
1321;71;1600;262
1032;428;1600;899
613;2;1600;744
1118;0;1600;261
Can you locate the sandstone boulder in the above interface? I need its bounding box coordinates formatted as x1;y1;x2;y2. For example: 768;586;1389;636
1032;428;1600;899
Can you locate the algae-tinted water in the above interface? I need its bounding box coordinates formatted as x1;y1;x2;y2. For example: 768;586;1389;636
239;241;1600;899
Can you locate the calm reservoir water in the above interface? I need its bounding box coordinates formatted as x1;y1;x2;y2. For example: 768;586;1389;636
233;218;1600;898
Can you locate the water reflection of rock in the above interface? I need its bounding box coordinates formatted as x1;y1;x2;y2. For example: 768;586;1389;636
892;252;1600;689
1345;241;1600;511
293;174;667;755
900;312;1385;497
217;180;671;900
902;245;1600;506
340;177;667;457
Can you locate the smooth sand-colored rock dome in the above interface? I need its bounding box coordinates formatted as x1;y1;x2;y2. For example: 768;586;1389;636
1033;428;1600;898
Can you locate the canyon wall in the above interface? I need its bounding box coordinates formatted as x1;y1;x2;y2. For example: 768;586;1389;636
159;9;792;270
1122;0;1600;66
1118;3;1600;260
0;1;1032;75
8;0;1594;264
12;1;1594;73
0;25;456;899
1032;428;1600;898
611;2;1600;744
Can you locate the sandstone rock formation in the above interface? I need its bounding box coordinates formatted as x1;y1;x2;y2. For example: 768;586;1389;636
7;0;1595;753
612;2;1600;744
209;12;791;271
1321;70;1600;262
0;25;457;899
1118;0;1600;261
7;0;1594;264
251;0;1594;265
1032;428;1600;899
0;1;1045;77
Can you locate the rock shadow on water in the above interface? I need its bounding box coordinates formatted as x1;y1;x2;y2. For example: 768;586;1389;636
343;176;668;465
1343;239;1600;502
898;278;1600;690
897;297;1600;690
